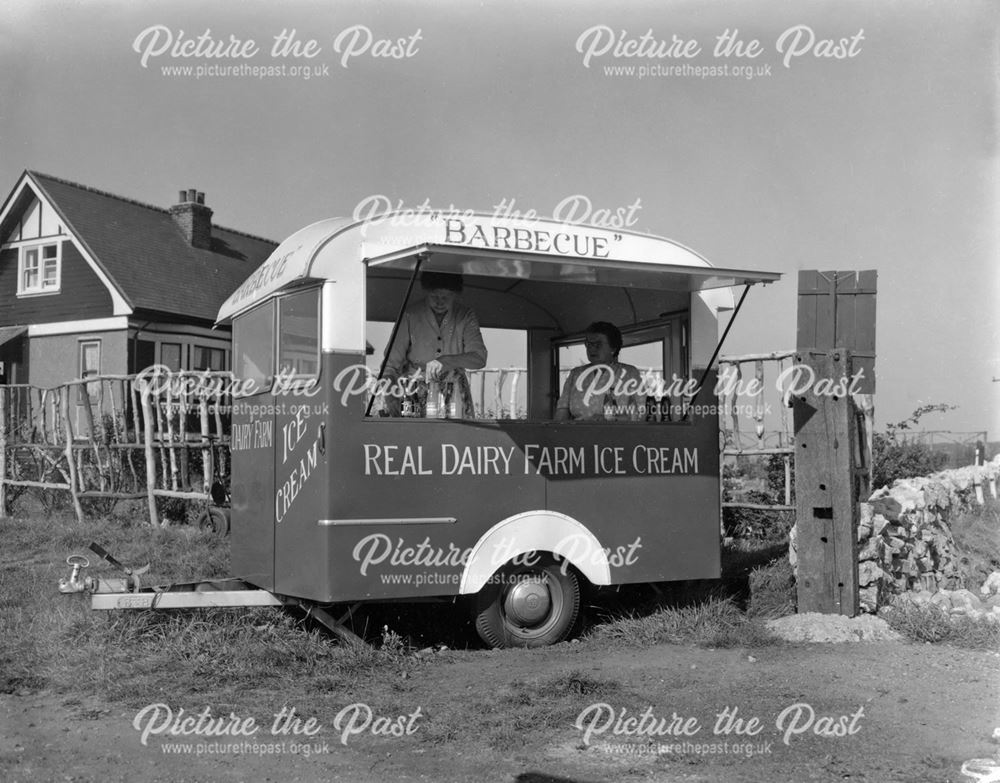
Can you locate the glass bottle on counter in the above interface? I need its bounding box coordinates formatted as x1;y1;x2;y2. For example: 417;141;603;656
426;380;443;418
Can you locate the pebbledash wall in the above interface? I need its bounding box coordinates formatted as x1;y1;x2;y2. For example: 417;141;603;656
790;456;1000;614
27;331;127;390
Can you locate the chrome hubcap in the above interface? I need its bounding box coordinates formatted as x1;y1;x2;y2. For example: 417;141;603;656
504;576;551;626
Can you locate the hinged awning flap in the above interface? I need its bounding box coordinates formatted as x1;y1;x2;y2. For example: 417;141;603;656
217;213;782;322
366;244;781;293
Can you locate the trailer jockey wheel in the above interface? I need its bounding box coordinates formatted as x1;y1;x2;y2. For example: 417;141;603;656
474;556;580;648
196;507;230;536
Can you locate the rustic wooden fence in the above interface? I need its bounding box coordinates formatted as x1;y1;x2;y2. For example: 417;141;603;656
0;371;232;525
718;350;797;513
3;358;877;529
718;349;874;518
467;367;527;419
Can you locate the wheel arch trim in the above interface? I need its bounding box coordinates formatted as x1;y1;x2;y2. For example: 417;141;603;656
458;510;611;594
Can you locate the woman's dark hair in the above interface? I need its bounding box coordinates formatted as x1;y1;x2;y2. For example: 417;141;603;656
420;271;464;292
586;321;623;356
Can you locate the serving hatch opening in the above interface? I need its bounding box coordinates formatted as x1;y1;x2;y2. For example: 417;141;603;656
362;244;779;421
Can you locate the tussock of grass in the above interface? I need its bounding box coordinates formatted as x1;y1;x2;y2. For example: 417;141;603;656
747;556;796;619
588;595;780;649
881;602;1000;650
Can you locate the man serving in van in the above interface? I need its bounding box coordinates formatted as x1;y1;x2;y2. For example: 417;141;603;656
383;272;487;417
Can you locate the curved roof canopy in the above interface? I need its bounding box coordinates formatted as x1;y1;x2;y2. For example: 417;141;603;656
217;213;780;323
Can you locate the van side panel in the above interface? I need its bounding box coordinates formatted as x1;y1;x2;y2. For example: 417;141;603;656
545;367;720;582
264;354;721;603
272;389;332;599
323;354;548;600
230;392;277;591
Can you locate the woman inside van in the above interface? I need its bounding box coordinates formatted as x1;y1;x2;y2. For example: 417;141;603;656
555;322;643;421
382;272;487;417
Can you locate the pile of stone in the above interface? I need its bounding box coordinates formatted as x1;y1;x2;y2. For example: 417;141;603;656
889;580;1000;622
765;612;903;642
855;456;1000;612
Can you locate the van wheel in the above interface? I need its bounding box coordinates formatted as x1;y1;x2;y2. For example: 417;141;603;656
474;557;580;648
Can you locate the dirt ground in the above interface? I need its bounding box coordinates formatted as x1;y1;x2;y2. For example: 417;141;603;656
2;640;998;783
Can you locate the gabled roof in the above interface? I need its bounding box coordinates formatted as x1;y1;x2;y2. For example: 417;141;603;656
8;171;278;322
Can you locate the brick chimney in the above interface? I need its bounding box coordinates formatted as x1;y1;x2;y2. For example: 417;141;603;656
169;188;213;250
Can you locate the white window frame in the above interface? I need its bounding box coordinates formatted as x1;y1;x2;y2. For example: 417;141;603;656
78;339;101;404
17;241;62;296
192;344;227;372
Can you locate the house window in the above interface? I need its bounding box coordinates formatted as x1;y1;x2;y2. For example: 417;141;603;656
78;340;101;403
160;342;182;372
129;339;156;374
193;345;226;371
18;242;61;295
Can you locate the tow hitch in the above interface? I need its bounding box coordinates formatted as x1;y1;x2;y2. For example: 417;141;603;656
56;544;367;646
58;543;150;594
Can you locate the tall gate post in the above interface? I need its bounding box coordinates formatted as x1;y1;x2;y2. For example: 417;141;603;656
793;349;859;615
793;271;877;615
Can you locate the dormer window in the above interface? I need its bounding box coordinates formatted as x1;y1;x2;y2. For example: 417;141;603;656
18;241;61;295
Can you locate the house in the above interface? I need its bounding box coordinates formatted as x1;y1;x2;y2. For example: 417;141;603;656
0;171;278;391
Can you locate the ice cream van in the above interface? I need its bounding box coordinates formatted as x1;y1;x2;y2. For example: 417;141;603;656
209;212;779;647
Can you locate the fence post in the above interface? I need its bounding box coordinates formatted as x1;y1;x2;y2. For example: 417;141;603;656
60;390;85;523
0;387;6;516
140;375;160;527
853;393;874;498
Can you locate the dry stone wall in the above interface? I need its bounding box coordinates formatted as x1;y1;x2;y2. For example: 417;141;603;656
790;456;1000;614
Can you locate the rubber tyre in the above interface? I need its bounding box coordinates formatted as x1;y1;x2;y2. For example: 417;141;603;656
197;507;230;536
474;557;581;648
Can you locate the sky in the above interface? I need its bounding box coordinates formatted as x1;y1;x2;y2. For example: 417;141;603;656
1;0;997;437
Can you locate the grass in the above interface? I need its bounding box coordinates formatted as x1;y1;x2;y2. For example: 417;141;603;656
872;493;1000;650
881;601;1000;650
2;510;230;584
0;512;667;757
746;556;796;619
421;669;625;750
4;503;996;781
0;513;416;709
1;515;796;703
586;594;781;649
949;493;1000;592
866;493;1000;650
9;500;995;720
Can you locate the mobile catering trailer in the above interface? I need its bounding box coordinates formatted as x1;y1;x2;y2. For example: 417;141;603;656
202;213;781;647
